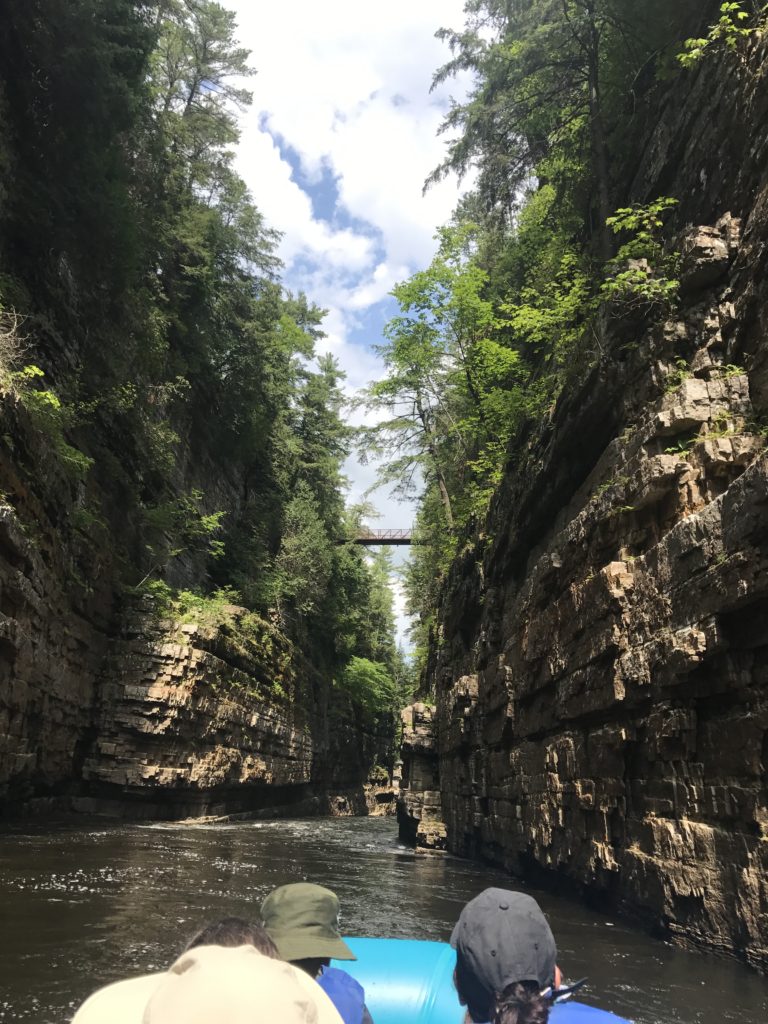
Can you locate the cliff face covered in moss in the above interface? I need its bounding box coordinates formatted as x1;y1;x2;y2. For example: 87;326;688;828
400;34;768;966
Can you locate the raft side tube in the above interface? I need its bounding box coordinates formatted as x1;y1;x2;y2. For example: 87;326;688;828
342;938;463;1024
339;938;631;1024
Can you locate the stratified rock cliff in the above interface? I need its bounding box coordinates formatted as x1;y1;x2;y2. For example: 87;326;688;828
78;604;391;819
406;42;768;965
397;703;446;850
0;406;393;818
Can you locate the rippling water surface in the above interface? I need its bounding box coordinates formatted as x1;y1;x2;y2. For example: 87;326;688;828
0;816;766;1023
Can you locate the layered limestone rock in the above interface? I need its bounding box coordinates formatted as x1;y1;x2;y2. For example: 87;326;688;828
74;606;391;819
0;404;393;817
0;400;117;813
411;43;768;967
397;703;446;850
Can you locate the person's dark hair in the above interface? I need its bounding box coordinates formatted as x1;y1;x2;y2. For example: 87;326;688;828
183;916;279;957
490;982;549;1024
292;957;331;978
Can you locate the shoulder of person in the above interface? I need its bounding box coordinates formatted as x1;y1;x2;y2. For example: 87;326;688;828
317;967;368;1024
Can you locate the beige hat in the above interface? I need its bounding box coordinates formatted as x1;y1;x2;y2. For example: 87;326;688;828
72;974;162;1024
71;946;343;1024
143;945;343;1024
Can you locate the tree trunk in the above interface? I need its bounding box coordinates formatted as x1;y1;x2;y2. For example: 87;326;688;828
416;396;455;529
584;0;612;262
433;465;455;530
456;335;487;429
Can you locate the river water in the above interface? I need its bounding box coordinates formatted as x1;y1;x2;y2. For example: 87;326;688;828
0;816;766;1024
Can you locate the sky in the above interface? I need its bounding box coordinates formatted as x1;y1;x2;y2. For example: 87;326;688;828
229;0;473;647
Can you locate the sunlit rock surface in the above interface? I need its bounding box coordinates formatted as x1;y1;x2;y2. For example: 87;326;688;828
397;703;446;850
0;440;393;819
406;43;768;967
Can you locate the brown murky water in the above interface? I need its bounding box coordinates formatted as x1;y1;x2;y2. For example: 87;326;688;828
0;816;766;1023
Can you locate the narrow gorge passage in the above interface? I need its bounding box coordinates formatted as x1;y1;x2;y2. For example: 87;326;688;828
2;1;768;1020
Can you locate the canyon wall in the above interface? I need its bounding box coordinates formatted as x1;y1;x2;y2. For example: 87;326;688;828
0;403;393;819
406;43;768;966
78;603;393;820
397;702;446;850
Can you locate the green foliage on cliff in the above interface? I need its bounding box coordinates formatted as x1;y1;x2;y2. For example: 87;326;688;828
7;365;94;481
601;198;680;310
0;0;401;710
360;0;708;674
678;2;766;68
339;658;398;716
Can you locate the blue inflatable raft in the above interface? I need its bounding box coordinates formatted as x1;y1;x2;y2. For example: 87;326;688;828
340;938;630;1024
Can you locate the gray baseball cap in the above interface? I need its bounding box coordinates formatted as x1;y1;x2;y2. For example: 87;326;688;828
450;888;557;1021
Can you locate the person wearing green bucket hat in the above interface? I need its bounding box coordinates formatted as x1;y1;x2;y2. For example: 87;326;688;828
261;883;356;966
261;882;374;1024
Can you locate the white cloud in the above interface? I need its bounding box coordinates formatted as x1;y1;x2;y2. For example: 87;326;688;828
237;130;374;271
346;263;409;312
231;0;472;281
228;1;473;647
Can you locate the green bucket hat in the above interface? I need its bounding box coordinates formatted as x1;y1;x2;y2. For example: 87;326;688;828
261;883;356;962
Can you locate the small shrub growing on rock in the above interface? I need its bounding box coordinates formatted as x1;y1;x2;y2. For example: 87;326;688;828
678;3;763;69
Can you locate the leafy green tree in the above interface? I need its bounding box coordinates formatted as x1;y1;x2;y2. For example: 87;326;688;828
338;656;398;716
361;223;527;534
429;0;701;251
150;0;253;121
364;547;400;667
274;481;334;620
360;298;458;528
291;353;351;530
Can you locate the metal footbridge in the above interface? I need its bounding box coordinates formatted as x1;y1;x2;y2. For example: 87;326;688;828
343;529;413;546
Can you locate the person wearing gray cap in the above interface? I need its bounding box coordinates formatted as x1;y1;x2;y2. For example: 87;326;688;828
450;888;558;1024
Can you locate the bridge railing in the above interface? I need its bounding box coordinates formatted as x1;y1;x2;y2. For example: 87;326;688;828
338;529;413;546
